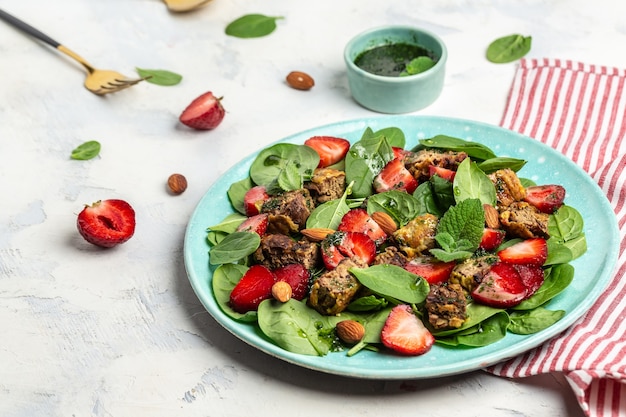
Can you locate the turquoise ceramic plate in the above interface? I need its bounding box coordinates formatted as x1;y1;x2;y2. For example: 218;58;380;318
184;116;619;379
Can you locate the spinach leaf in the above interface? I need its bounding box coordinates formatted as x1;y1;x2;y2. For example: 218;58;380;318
135;68;182;86
413;182;442;216
433;303;504;337
436;311;509;347
512;264;574;310
478;157;527;173
487;34;532;64
347;295;389;312
207;230;227;246
306;182;352;229
225;14;284;38
430;198;484;262
360;127;406;148
345;135;394;198
366;190;423;226
508;308;565;334
207;213;247;234
257;299;333;356
71;140;101;160
350;264;430;304
453;158;497;205
249;143;319;191
212;264;257;322
227;177;254;215
209;231;260;265
430;174;455;211
546;205;587;264
412;135;497;161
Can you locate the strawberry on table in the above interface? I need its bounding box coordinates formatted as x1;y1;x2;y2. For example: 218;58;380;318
273;263;311;300
229;265;276;313
338;208;387;244
524;184;566;213
471;262;528;308
76;199;136;248
243;185;269;216
497;238;548;266
373;159;418;194
179;91;225;130
320;231;376;269
236;213;269;236
381;304;435;356
304;136;350;168
404;257;456;285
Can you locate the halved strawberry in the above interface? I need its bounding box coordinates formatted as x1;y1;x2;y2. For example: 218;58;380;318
513;264;545;297
497;238;547;266
338;208;387;244
428;165;456;182
243;185;269;216
273;263;311;300
236;213;268;236
404;257;456;285
229;265;276;313
381;304;435;356
304;136;350;168
471;262;527;308
524;184;566;213
179;91;225;130
479;228;506;251
76;199;136;248
373;159;418;194
320;231;376;269
392;147;413;161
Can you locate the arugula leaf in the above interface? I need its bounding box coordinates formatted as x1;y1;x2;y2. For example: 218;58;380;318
71;140;101;160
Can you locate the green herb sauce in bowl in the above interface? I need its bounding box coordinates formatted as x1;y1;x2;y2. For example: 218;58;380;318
354;43;436;77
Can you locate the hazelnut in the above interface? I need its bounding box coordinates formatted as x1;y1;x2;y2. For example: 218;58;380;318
286;71;315;90
335;320;365;345
167;173;188;195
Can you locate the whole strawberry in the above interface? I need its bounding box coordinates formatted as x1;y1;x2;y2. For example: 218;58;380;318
179;91;225;130
77;199;136;248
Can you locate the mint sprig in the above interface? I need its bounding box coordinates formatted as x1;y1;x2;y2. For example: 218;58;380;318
430;198;485;262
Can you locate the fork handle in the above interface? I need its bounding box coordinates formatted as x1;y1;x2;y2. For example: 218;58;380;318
0;8;61;49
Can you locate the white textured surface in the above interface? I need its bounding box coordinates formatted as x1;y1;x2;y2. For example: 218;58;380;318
1;0;623;416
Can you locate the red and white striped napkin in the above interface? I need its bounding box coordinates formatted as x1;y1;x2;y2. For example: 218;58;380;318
487;58;626;417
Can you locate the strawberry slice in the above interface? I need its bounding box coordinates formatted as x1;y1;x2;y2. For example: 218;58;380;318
229;265;276;313
76;199;136;248
404;257;456;285
338;208;387;244
320;231;376;269
273;263;311;300
514;264;545;297
373;159;418;194
304;136;350;168
428;165;456;182
479;228;506;251
381;304;435;356
236;213;269;236
179;91;225;130
497;238;548;266
524;184;566;213
471;262;528;308
392;147;413;161
243;185;269;216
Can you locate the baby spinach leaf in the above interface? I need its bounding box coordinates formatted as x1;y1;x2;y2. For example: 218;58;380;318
136;68;182;86
212;264;257;322
276;159;303;191
209;231;260;265
71;140;101;160
430;174;455;211
250;143;319;191
225;14;284;38
228;177;254;215
345;135;394;198
413;135;497;161
412;182;442;217
546;205;587;264
207;213;247;234
347;295;389;312
361;126;406;148
306;182;352;229
478;157;527;173
433;303;504;337
367;190;423;226
487;34;532;64
400;56;435;76
207;230;227;246
512;264;574;310
508;308;565;335
453;158;497;205
350;264;430;304
258;298;333;356
436;311;509;347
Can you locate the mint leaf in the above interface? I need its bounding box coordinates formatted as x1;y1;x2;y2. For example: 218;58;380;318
431;198;484;261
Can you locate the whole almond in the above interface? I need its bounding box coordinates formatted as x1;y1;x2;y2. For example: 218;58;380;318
271;281;292;303
301;228;335;241
371;211;398;235
483;204;501;229
336;320;365;345
167;173;188;194
286;71;315;90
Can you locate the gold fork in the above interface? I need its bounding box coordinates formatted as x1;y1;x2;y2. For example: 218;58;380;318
0;8;148;96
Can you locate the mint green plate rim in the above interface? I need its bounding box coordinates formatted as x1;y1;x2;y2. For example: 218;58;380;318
183;115;619;379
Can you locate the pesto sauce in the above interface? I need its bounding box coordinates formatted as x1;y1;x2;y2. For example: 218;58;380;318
354;43;435;77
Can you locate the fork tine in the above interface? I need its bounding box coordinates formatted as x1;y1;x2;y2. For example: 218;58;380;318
93;76;149;95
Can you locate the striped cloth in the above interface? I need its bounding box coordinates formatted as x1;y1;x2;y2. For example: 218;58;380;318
487;58;626;417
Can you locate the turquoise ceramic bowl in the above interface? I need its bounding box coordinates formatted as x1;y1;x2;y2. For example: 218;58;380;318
344;25;447;113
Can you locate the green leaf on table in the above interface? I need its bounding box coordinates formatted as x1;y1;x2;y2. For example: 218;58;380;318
486;34;532;63
136;68;182;86
225;14;284;38
71;140;101;160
